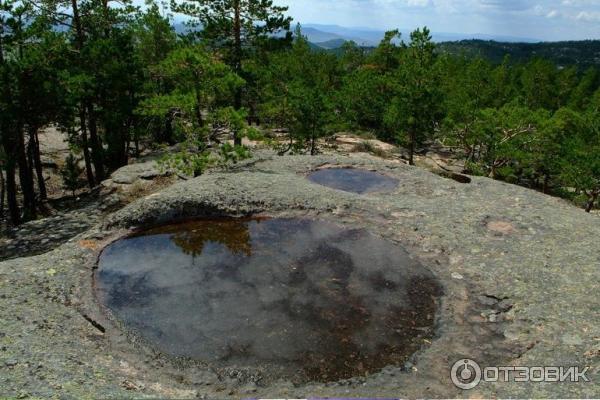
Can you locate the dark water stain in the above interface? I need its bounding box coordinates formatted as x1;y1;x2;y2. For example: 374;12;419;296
307;168;399;194
95;218;441;383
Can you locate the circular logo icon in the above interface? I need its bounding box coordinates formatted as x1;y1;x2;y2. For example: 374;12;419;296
451;358;482;390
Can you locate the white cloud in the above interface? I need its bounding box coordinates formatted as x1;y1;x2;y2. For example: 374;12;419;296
576;10;600;20
562;0;600;5
407;0;431;6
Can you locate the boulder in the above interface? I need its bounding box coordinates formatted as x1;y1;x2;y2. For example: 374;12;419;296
110;161;164;185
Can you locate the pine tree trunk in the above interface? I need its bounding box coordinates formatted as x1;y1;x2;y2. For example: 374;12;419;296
194;85;204;128
16;124;36;221
233;0;242;87
542;174;550;194
87;104;105;182
101;0;111;38
71;0;104;183
408;130;415;166
71;0;84;48
0;163;5;218
29;126;47;200
79;108;96;188
4;159;20;225
0;17;20;224
164;110;175;145
122;122;131;166
585;190;599;213
125;133;131;164
233;0;243;147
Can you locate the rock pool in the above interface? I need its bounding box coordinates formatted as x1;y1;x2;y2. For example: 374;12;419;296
307;168;398;194
96;218;441;383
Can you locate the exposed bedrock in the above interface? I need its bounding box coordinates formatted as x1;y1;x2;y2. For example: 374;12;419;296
1;153;598;398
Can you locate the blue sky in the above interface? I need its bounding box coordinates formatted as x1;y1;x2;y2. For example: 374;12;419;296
273;0;600;41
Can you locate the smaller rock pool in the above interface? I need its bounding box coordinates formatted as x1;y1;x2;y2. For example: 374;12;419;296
307;168;399;194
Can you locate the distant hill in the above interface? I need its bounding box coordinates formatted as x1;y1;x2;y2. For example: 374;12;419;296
171;21;599;68
314;39;348;50
307;35;600;69
172;21;538;46
301;24;539;46
299;27;346;43
436;40;600;69
302;24;384;46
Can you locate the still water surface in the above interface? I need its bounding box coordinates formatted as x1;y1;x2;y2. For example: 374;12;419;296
307;168;399;194
96;218;440;382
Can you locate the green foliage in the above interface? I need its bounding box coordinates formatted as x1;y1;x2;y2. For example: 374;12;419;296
158;140;252;177
436;39;600;70
137;45;243;128
520;58;558;110
156;105;253;177
171;0;293;131
171;0;292;57
555;111;600;211
435;43;600;211
1;0;600;221
136;44;246;170
219;143;251;165
353;141;390;158
337;67;390;134
339;41;366;73
286;29;337;155
569;67;599;111
134;2;177;68
384;27;442;165
158;147;214;177
369;30;402;73
255;25;337;155
245;126;267;141
213;106;248;143
334;31;401;136
61;153;83;195
252;52;292;128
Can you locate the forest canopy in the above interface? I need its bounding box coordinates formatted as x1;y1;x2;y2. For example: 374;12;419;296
1;0;599;226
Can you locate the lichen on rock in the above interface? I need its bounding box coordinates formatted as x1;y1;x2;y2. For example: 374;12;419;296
1;152;598;399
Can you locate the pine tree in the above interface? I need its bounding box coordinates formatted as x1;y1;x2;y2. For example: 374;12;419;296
286;26;336;155
137;45;243;137
0;0;49;222
61;153;83;196
385;27;441;165
171;0;292;145
133;1;178;147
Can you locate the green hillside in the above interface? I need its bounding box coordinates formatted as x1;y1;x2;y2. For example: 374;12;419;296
436;40;600;69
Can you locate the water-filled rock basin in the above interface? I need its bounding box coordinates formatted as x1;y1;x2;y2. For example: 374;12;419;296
95;218;440;383
307;168;399;194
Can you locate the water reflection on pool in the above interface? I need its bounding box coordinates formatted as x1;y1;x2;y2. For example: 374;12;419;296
96;218;440;383
307;168;399;194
